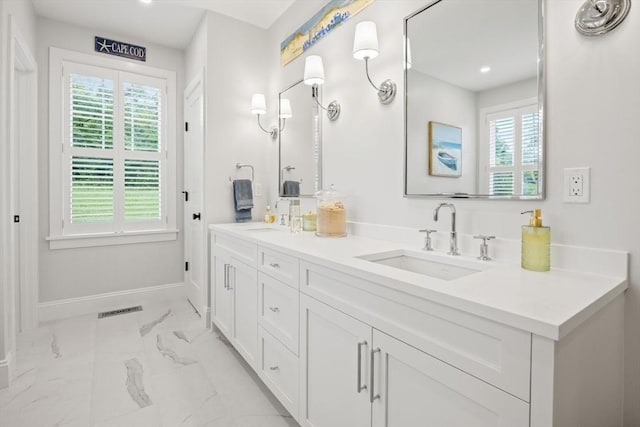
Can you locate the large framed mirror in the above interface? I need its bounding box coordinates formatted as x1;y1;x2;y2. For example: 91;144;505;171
278;80;322;197
404;0;544;199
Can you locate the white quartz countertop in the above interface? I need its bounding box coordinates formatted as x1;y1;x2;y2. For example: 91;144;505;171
209;223;628;340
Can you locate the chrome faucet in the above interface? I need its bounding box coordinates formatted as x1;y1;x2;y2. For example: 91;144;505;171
433;203;459;256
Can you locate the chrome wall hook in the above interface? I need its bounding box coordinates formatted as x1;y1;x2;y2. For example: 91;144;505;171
575;0;631;36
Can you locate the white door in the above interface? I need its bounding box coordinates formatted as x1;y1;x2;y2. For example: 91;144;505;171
371;329;530;427
212;251;233;337
299;294;372;427
184;75;205;314
230;258;258;369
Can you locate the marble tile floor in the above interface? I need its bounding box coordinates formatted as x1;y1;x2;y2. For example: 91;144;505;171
0;299;299;427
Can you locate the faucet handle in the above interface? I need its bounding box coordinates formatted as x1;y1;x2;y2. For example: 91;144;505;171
473;235;495;261
419;229;437;251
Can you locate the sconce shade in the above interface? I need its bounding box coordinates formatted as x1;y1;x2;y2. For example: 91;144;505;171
251;93;267;115
280;99;293;119
353;21;379;60
303;55;325;86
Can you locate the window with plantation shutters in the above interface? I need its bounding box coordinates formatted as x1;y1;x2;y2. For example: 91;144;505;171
483;103;540;196
49;49;177;248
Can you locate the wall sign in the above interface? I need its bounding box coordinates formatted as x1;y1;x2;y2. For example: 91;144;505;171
280;0;375;66
95;36;146;62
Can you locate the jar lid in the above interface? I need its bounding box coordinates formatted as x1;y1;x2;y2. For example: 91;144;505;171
315;184;343;199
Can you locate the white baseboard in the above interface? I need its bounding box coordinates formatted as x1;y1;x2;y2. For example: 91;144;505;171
0;352;12;390
39;282;185;323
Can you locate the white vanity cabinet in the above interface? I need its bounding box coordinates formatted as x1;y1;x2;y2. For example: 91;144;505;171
299;293;529;427
211;238;258;369
209;225;627;427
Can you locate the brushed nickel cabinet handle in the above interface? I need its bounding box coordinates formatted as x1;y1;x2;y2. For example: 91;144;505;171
269;366;279;371
269;307;280;313
269;263;281;269
357;341;368;393
370;348;381;403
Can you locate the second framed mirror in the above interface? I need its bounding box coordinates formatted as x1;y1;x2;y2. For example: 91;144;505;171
278;80;322;197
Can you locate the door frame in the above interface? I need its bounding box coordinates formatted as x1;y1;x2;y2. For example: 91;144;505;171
8;16;39;333
183;69;208;326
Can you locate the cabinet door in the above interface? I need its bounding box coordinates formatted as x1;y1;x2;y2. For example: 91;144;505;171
299;294;372;427
212;252;233;338
231;258;258;369
371;329;530;427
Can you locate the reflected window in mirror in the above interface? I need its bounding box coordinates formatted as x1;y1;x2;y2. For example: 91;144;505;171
279;80;322;197
404;0;544;199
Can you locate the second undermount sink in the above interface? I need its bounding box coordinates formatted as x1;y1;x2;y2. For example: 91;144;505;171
357;249;483;281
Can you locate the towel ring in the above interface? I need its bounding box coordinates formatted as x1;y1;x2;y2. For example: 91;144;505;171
236;163;255;182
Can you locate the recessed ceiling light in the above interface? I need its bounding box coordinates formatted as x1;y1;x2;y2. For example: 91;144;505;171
480;66;491;73
140;0;152;4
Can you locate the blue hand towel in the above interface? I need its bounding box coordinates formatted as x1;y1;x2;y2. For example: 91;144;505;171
283;180;300;197
233;179;253;222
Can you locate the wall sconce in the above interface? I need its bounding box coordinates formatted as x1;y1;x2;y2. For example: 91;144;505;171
353;21;396;105
250;93;278;140
303;55;341;121
279;98;292;132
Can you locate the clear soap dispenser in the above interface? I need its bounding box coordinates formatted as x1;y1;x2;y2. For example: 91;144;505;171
521;209;550;272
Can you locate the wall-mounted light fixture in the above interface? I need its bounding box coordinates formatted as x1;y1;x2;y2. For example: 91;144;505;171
250;93;278;140
353;21;396;105
575;0;630;36
303;55;341;121
279;98;292;132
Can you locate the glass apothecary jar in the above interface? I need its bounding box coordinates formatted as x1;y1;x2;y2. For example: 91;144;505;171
315;185;347;237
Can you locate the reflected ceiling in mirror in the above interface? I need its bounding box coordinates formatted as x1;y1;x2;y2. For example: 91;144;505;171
404;0;544;199
279;80;322;198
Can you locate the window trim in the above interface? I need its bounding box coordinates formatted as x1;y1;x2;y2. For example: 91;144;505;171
48;47;177;249
478;97;539;196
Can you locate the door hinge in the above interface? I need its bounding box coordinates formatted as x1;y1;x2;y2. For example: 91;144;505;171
13;215;20;223
185;261;189;272
185;122;189;132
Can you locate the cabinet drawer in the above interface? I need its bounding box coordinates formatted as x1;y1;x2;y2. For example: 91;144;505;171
300;261;532;401
258;326;299;420
259;246;299;288
259;273;299;354
213;232;257;266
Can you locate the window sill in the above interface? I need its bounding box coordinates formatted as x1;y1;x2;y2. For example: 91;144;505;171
46;229;179;250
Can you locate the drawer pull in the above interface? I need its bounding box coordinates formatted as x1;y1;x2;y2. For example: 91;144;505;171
370;348;381;403
269;263;281;269
269;366;279;371
357;341;368;393
269;307;280;313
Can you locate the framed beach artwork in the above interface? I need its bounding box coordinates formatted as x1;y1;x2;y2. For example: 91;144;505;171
428;121;462;178
280;0;375;66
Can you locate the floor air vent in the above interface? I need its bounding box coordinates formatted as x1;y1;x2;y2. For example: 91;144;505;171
98;305;143;319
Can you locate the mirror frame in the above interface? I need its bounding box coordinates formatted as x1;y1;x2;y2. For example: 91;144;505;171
278;79;323;198
403;0;546;200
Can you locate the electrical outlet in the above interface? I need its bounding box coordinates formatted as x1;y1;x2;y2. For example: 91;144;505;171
564;167;590;203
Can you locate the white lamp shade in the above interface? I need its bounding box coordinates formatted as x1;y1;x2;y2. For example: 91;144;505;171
353;21;379;60
280;99;293;119
251;93;267;115
303;55;325;86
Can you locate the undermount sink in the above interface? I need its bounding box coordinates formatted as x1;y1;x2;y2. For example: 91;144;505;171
244;227;280;232
358;250;483;281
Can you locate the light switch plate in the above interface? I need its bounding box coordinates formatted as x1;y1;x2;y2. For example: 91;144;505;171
563;167;590;203
254;182;263;197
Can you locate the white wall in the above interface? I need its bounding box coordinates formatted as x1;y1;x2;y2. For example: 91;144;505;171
36;18;185;302
268;0;640;424
406;70;477;194
476;77;538;110
198;11;271;224
0;0;37;386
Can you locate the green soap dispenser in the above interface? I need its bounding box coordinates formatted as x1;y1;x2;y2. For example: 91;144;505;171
521;209;550;272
